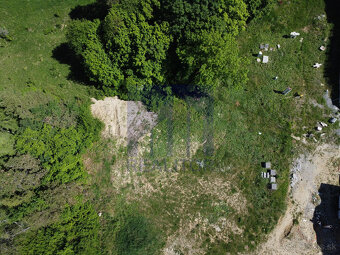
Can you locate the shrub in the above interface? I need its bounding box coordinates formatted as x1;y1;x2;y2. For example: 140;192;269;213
18;201;100;255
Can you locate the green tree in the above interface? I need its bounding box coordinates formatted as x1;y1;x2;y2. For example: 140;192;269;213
0;167;45;208
176;31;248;93
18;201;100;255
16;125;84;183
67;1;171;99
159;0;249;38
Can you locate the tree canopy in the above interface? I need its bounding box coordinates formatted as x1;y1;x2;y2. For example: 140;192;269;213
66;0;252;102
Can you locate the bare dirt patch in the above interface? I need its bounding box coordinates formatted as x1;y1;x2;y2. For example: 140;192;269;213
253;143;340;255
91;97;157;148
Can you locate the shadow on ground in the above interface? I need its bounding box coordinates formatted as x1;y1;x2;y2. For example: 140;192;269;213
52;43;96;86
313;183;340;255
324;0;340;107
69;1;109;20
52;1;110;87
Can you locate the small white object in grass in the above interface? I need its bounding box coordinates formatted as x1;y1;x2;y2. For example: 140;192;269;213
290;134;301;141
98;212;102;217
316;126;322;131
258;132;262;135
277;44;281;49
274;76;278;80
319;121;328;127
320;83;324;86
329;117;337;124
313;63;322;68
258;51;263;57
319;46;326;51
257;58;261;62
290;32;300;38
300;37;304;43
262;55;269;63
317;14;326;20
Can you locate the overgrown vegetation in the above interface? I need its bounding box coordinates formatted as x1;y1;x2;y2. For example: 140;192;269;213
17;200;100;255
66;0;252;102
0;0;338;254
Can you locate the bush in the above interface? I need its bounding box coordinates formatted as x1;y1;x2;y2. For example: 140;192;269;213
65;0;252;102
18;201;100;255
103;202;162;255
16;106;102;184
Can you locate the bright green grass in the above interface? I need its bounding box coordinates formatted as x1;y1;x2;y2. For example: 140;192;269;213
0;0;98;110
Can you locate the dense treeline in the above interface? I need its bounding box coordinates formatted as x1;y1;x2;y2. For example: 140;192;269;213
66;0;269;104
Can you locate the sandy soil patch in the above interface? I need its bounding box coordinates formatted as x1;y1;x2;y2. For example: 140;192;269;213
253;143;340;255
91;97;157;148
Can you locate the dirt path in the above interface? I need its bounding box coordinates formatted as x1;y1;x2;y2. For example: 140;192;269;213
254;143;340;255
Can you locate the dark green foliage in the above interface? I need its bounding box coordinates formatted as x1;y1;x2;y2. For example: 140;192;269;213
4;154;40;172
160;0;249;38
67;0;171;99
18;201;100;255
101;5;170;99
103;203;161;255
176;31;248;93
0;108;18;133
0;167;46;208
243;0;273;17
67;19;121;90
15;106;102;184
66;0;254;100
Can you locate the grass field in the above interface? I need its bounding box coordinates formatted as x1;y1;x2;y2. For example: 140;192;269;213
0;0;97;112
1;0;339;254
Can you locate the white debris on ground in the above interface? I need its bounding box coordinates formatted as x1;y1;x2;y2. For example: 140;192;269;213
313;63;322;68
263;56;269;63
316;14;326;20
290;157;302;188
290;31;300;38
336;129;340;136
323;89;340;112
319;121;327;127
319;45;326;51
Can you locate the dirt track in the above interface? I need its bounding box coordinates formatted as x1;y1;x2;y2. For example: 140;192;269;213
254;143;340;255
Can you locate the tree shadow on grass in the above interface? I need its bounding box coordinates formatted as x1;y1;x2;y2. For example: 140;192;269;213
52;43;96;87
52;1;110;88
324;0;340;107
69;1;109;21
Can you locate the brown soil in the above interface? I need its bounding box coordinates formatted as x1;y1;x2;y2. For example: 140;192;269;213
253;143;340;255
